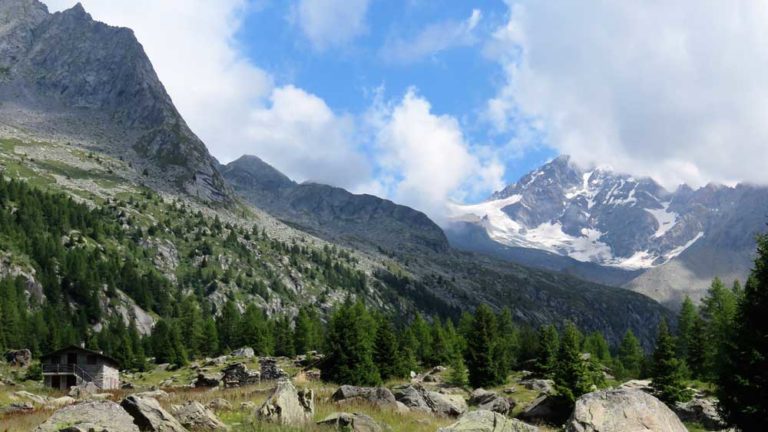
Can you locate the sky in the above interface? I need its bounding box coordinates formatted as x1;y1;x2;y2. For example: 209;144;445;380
43;0;768;223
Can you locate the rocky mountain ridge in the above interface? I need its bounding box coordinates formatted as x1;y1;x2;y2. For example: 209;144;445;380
448;155;768;306
0;0;230;203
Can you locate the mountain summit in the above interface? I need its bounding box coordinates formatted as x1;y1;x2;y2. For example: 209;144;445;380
0;0;230;202
449;155;768;306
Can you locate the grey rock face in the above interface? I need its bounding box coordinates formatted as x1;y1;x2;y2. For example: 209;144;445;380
0;1;231;203
257;379;314;426
566;389;687;432
317;412;384;432
469;388;512;415
222;362;260;387
221;155;449;253
34;400;140;432
332;385;399;410
438;410;538;432
392;385;431;412
422;390;468;417
171;401;229;431
120;395;187;432
258;358;286;381
3;348;31;367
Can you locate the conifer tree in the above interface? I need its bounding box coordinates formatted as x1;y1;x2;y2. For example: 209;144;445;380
676;296;697;362
322;300;380;386
650;319;691;404
555;322;592;402
410;313;433;366
447;351;469;387
686;314;707;379
583;331;611;365
496;308;518;379
718;234;768;430
701;277;739;379
535;324;560;377
201;316;220;356
217;300;240;351
373;317;401;381
616;329;644;379
179;296;204;357
239;304;270;355
427;319;453;367
466;304;503;388
273;315;295;357
294;306;322;355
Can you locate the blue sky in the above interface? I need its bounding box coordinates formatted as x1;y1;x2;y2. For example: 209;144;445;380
45;0;768;222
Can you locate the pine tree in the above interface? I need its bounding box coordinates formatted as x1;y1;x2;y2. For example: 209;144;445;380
686;314;707;379
294;306;322;355
650;319;691;404
700;277;739;379
201;316;220;357
179;296;204;357
676;296;697;362
410;313;433;366
555;322;592;402
427;319;453;367
466;304;503;388
718;234;768;430
616;329;644;379
496;308;518;380
273;315;295;357
447;351;469;387
373;317;402;381
217;300;240;351
321;300;380;386
583;331;611;365
535;324;560;377
239;304;270;355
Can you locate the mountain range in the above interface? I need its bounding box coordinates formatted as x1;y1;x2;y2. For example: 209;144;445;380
447;155;768;307
1;0;737;348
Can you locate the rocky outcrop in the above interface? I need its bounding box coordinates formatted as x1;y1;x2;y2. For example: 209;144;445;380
34;400;140;432
68;382;99;399
134;389;170;400
392;385;431;412
520;379;555;395
222;363;260;387
120;395;187;432
674;394;727;431
519;395;570;425
171;401;228;431
4;348;31;367
193;372;222;388
469;388;512;415
207;398;232;411
230;347;255;358
566;389;687;432
332;385;399;410
259;358;287;381
257;379;314;426
438;410;539;432
317;412;384;432
423;390;468;417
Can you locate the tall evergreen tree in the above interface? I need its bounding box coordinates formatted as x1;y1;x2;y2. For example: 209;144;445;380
650;319;691;404
583;331;611;365
217;300;240;351
676;296;697;362
321;300;380;386
410;313;433;366
373;317;402;380
466;304;503;388
496;308;518;379
616;329;644;379
686;314;707;379
201;315;220;357
535;324;560;377
555;322;593;402
700;277;739;379
718;234;768;431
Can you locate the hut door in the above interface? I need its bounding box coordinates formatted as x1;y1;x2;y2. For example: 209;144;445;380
66;375;77;388
51;375;60;389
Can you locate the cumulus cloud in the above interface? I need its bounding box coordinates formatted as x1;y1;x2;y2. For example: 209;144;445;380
44;0;371;190
381;9;482;64
365;89;504;222
488;0;768;188
293;0;371;51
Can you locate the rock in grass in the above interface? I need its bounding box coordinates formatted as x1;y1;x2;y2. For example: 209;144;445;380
317;412;384;432
120;395;187;432
565;389;687;432
438;410;538;432
34;400;140;432
257;379;314;426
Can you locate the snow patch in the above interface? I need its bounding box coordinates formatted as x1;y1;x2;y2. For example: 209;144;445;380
646;204;678;238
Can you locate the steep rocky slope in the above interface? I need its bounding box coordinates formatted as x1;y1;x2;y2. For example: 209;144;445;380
0;0;230;203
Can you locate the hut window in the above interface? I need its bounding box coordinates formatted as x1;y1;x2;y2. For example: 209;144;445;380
87;355;97;365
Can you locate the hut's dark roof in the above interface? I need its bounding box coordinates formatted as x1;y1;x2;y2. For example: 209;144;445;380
40;345;120;367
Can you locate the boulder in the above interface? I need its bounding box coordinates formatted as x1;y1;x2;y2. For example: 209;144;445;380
14;390;50;405
470;388;512;415
222;363;260;387
674;395;726;430
45;396;77;409
120;395;187;432
240;401;257;411
317;412;384;432
617;379;652;391
259;358;288;381
257;379;314;426
231;347;255;358
68;382;99;399
4;349;32;367
34;400;140;432
203;356;229;366
134;389;170;400
565;389;687;432
2;402;34;414
392;385;431;412
438;410;539;432
193;372;222;388
332;385;399;409
172;401;229;431
207;398;232;411
423;390;468;417
519;395;570;425
520;379;555;395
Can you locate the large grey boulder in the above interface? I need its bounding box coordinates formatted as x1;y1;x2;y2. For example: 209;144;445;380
259;358;288;381
520;379;555;395
566;389;687;432
317;412;384;432
438;410;539;432
222;363;260;388
4;348;32;367
519;395;570;425
423;390;468;417
34;400;140;432
68;381;99;399
674;395;726;431
171;401;229;431
231;347;255;358
332;385;399;409
257;379;314;426
120;395;187;432
392;385;431;412
193;372;222;388
470;388;512;415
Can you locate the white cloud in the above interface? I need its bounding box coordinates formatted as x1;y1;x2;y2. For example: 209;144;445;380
365;89;504;222
381;9;482;64
488;0;768;188
43;0;371;190
293;0;371;51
